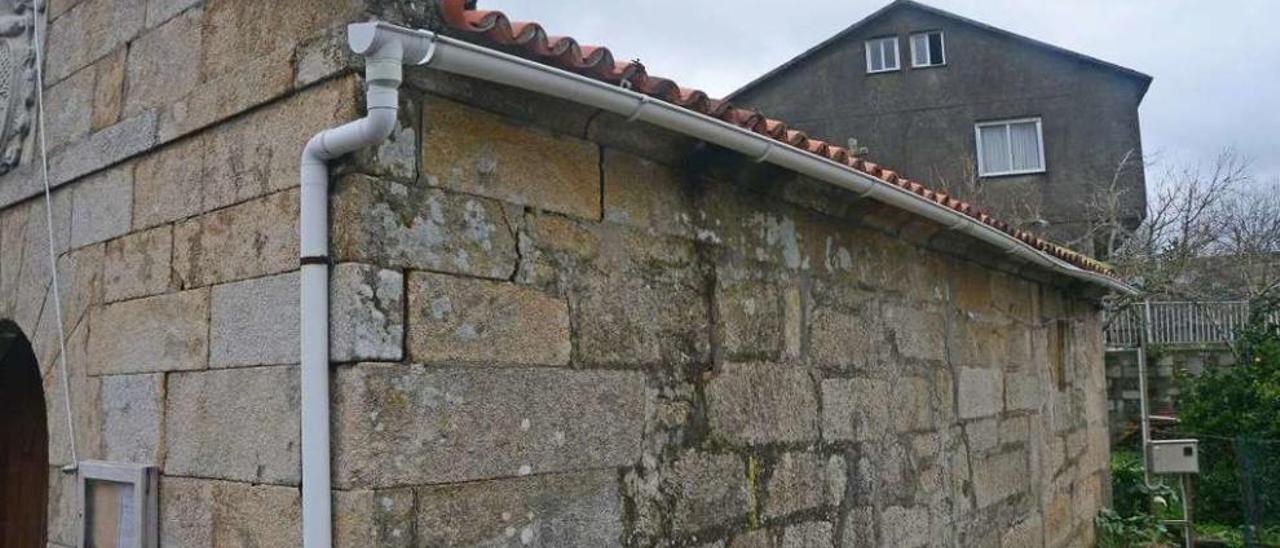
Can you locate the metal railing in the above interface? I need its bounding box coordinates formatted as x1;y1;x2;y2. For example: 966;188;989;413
1105;301;1279;348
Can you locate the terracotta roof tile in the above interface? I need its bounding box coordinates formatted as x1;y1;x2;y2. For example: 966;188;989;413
437;0;1116;278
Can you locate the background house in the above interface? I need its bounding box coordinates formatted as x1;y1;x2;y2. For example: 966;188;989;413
729;0;1151;253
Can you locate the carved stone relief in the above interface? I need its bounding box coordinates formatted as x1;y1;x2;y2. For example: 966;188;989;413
0;0;37;175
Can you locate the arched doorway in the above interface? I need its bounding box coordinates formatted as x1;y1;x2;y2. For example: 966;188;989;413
0;322;48;547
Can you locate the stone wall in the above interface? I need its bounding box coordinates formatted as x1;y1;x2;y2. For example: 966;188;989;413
0;1;1110;546
314;66;1113;546
0;0;393;545
1105;346;1235;441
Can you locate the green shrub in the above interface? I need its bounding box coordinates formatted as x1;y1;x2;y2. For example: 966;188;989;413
1176;299;1280;526
1096;508;1169;548
1101;449;1179;546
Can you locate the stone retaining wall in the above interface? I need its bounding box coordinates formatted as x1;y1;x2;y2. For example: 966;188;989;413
1105;346;1235;441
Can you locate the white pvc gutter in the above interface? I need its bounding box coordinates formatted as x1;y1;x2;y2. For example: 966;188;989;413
301;18;1131;548
413;27;1135;295
298;22;435;548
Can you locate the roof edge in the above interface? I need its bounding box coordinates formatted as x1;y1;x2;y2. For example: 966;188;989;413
727;0;1151;102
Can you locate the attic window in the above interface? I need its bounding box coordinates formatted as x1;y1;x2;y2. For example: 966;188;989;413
865;36;899;73
910;31;945;67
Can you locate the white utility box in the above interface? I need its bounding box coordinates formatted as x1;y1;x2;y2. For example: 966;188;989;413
1148;439;1200;475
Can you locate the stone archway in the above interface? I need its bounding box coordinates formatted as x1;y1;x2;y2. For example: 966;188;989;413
0;322;48;548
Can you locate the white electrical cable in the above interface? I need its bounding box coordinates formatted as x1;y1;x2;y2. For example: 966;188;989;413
31;0;79;472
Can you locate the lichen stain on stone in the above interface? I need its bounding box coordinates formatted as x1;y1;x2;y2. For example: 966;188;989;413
429;295;452;320
824;236;855;274
751;213;806;269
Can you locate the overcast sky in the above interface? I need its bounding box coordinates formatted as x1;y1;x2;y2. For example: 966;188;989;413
481;0;1280;185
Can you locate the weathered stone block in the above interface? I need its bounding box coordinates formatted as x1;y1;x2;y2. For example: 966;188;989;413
332;489;414;548
45;65;94;152
841;506;877;546
821;377;890;441
881;506;930;548
210;272;299;367
716;279;783;361
159;476;301;547
87;288;208;374
884;304;946;361
102;224;172;302
1002;513;1043;547
973;449;1028;508
295;26;353;89
574;262;709;367
331;174;518;279
43;324;100;467
603;148;694;238
333;364;643;487
966;417;1000;454
726;530;768;548
69;165;132;249
173;189;298;287
49;111;157;186
165;366;300;485
826;454;848;507
131;136;205;229
44;0;146;83
958;366;1004;419
669;452;749;534
782;521;834;548
892;376;933;433
331;263;403;363
809;305;883;370
416;469;623;547
54;240;104;332
159;47;298;142
100;373;163;463
1002;417;1034;450
123;7;203;117
145;0;198;27
92;47;126;131
422;96;601;220
406;272;569;366
198;77;356;209
763;452;826;520
200;0;359;79
1005;371;1041;412
705;362;819;445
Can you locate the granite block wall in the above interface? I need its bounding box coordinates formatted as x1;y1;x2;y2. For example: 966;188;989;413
0;1;1110;545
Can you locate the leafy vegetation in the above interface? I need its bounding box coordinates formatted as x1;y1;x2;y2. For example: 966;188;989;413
1101;300;1280;546
1098;450;1180;547
1176;298;1280;526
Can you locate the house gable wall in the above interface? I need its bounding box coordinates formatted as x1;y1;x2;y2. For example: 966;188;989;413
733;4;1148;249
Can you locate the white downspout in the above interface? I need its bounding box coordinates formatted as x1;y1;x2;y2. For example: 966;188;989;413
299;22;435;548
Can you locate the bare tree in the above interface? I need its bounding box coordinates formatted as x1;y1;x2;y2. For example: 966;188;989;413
1085;149;1280;306
1201;178;1280;299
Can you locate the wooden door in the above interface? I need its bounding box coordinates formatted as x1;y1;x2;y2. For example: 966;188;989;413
0;330;49;548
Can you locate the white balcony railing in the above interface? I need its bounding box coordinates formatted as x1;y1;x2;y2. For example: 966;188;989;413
1104;301;1279;348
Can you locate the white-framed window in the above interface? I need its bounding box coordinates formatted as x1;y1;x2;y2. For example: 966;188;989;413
910;31;945;67
865;36;900;73
975;118;1045;176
